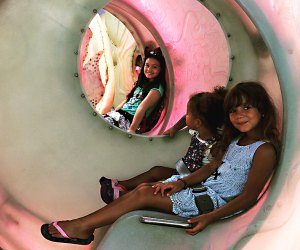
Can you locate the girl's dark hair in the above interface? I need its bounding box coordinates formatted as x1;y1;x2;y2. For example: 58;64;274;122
126;47;166;101
135;55;143;67
188;86;227;132
220;81;280;154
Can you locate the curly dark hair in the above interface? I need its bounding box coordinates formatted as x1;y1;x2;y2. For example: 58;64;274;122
188;86;227;133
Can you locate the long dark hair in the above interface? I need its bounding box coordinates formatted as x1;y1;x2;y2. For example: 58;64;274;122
126;47;166;102
220;81;280;156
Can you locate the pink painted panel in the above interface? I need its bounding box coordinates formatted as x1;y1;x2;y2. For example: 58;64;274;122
119;0;230;133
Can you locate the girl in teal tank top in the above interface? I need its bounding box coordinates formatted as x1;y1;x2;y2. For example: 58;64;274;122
104;47;166;134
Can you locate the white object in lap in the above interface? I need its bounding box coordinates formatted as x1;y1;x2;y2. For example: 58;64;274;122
175;159;190;175
106;110;121;122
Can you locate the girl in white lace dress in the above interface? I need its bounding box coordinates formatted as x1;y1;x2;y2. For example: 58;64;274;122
41;82;280;244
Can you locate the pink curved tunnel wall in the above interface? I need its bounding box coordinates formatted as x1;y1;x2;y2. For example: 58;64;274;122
125;0;230;131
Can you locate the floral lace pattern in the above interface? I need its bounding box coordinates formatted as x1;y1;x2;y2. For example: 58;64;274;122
164;139;266;217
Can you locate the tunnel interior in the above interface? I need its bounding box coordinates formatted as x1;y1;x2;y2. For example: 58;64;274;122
0;0;299;249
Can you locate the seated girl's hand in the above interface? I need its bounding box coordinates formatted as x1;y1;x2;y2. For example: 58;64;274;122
185;214;213;235
151;182;165;195
152;180;184;197
162;128;178;137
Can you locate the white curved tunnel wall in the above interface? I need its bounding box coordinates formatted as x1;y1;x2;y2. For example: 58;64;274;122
0;1;299;250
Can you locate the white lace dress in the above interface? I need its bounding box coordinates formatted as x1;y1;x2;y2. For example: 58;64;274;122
165;138;266;217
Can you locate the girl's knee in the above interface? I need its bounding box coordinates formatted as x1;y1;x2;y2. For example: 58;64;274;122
133;185;153;198
148;166;163;178
136;183;151;189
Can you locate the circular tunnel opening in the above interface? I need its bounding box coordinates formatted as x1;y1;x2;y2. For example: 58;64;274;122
78;0;231;136
79;8;171;135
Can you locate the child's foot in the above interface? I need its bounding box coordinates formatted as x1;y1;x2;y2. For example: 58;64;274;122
41;220;94;245
99;177;127;204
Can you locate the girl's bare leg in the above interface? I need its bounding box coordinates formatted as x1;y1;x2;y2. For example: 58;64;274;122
48;184;173;239
119;166;176;190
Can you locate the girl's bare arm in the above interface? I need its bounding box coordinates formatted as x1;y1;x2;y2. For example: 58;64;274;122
163;115;186;137
153;160;222;196
127;89;161;133
115;100;127;111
